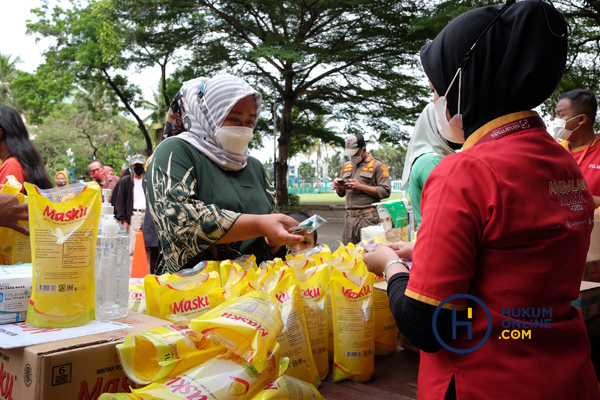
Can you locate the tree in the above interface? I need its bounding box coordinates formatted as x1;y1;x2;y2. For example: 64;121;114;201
0;54;22;108
122;0;434;205
325;151;345;181
262;157;274;182
140;80;171;148
540;1;600;128
298;161;315;187
31;102;144;179
371;142;407;181
19;0;204;155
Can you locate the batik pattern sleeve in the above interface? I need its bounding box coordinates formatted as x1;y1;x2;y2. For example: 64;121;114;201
147;147;241;274
406;153;502;310
261;163;278;214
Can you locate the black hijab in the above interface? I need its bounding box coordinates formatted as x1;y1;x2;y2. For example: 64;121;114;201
420;0;569;138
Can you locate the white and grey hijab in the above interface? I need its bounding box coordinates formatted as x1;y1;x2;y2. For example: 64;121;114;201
162;74;262;171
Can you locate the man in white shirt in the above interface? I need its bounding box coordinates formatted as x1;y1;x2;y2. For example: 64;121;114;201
115;154;148;266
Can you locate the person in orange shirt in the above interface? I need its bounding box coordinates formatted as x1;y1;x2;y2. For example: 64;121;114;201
553;89;600;207
0;106;52;191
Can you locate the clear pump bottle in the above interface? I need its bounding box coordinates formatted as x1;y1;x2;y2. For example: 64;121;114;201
95;189;130;320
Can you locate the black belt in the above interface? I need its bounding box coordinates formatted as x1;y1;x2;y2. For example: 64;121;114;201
133;209;146;212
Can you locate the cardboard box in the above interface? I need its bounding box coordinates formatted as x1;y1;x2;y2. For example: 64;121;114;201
573;281;600;321
0;265;32;325
582;251;600;282
398;332;420;356
589;216;600;255
0;311;168;400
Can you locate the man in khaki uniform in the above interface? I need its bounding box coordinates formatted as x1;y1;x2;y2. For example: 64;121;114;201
334;134;391;244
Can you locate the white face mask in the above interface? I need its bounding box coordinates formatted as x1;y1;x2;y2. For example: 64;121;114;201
552;115;582;140
351;148;364;164
203;94;254;154
434;68;465;144
215;126;254;154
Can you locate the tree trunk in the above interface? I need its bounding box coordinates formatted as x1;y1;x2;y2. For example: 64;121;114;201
101;68;153;156
161;61;170;109
276;97;294;207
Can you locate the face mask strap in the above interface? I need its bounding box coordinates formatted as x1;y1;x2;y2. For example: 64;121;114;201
458;1;515;73
457;70;462;116
444;68;462;98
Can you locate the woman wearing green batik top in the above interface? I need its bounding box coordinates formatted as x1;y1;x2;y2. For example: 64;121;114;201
147;75;303;274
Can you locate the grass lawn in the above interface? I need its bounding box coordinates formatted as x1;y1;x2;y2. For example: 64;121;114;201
299;192;406;203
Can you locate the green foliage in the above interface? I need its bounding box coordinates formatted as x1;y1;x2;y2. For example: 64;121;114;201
31;102;144;179
20;0;207;155
262;158;274;182
0;54;23;108
325;151;345;181
371;143;407;181
288;192;300;207
121;0;438;204
91;0;122;65
298;161;315;185
544;1;600;130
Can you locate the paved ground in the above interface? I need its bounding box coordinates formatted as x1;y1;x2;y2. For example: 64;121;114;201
315;218;345;249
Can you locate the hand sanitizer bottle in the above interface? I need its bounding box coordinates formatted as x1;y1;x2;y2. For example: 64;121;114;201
95;193;130;320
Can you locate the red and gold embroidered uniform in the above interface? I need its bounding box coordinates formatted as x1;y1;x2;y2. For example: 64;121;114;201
407;111;599;399
561;135;600;197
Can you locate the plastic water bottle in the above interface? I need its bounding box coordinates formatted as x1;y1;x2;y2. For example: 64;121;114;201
95;213;130;320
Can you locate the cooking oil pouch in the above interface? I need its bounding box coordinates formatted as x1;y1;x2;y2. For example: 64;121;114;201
225;268;260;298
190;291;284;373
148;271;224;322
257;263;275;287
220;255;256;287
117;321;226;385
332;242;362;261
322;255;344;271
25;182;101;327
220;260;244;288
312;245;332;264
330;269;374;383
144;273;171;318
132;342;286;400
265;258;289;272
323;255;365;361
0;177;27;265
285;254;317;272
264;268;320;387
285;247;320;261
326;286;333;360
7;177;30;265
296;265;331;380
129;278;146;313
248;375;324;400
177;260;220;278
372;275;397;355
334;257;368;276
98;394;142;400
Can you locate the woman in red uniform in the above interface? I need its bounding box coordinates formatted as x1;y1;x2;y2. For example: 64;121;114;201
364;1;600;399
0;106;52;191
